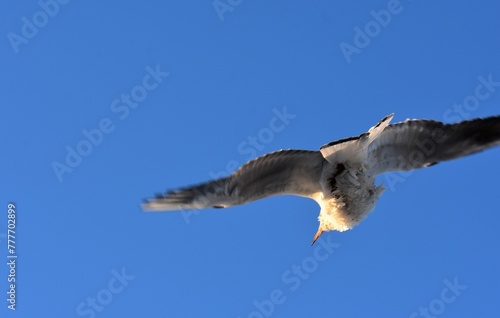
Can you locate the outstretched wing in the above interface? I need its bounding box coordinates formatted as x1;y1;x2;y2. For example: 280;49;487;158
368;116;500;175
142;149;325;211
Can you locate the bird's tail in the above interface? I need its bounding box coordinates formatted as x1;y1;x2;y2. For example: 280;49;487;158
320;113;394;164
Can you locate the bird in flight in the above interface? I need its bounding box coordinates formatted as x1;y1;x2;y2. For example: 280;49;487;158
143;114;500;245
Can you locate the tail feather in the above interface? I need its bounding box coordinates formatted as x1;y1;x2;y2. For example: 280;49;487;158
320;113;394;164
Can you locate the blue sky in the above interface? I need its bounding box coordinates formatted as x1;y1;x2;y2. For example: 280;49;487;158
2;0;500;317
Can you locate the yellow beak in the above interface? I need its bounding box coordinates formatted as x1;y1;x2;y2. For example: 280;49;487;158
311;227;323;246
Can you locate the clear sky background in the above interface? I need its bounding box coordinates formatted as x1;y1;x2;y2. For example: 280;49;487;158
1;1;500;317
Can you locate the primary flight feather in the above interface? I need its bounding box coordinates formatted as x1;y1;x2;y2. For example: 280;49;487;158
143;114;500;244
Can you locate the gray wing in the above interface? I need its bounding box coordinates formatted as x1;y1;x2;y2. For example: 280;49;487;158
368;116;500;175
142;149;325;211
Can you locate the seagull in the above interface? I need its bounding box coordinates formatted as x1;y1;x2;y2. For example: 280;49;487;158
143;114;500;245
